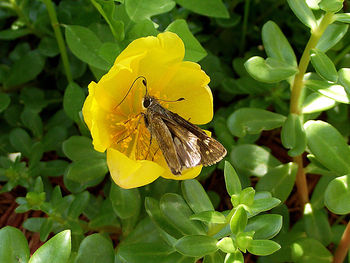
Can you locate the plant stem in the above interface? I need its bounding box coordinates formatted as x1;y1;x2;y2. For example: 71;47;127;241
239;0;250;55
333;221;350;263
42;0;73;83
289;12;334;208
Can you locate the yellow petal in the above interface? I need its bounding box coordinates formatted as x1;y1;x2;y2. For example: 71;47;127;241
160;61;213;125
161;165;203;180
107;148;164;189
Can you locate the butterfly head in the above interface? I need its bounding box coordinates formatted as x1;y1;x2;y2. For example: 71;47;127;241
142;96;153;109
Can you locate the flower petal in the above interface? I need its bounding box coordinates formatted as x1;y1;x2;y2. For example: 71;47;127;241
161;165;203;180
160;61;213;125
107;148;164;189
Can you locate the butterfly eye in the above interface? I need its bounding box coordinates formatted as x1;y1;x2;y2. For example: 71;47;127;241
143;97;151;108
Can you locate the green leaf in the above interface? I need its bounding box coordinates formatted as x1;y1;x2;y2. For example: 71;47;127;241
236;232;253;252
190;211;226;224
166;19;207;62
175;0;229;18
181;179;214;213
339;68;350;93
310;175;335;209
238;187;255;207
75;234;114;263
42;126;67;152
224;251;244;263
5;50;45;87
98;42;121;65
304;204;332;246
230;206;247;235
29;230;71;263
174;235;218;257
319;0;344;12
0;28;31;40
21;108;43;138
39;218;53;242
145;197;183;239
0;92;10;113
62;136;105;161
262;21;297;66
90;0;124;41
65;25;110;70
65;158;108;183
110;183;141;219
304;120;350;175
244;57;298;83
335;13;350;23
256;163;297;203
160;193;206;235
9;128;32;157
38;37;59;57
67;191;90;219
20;87;47;113
287;0;317;29
291;238;333;263
302;92;336;114
63;82;85;122
325;175;350;214
247;240;281;256
0;226;30;263
316;24;349;52
249;193;281;217
203;251;224;263
125;0;175;22
304;80;350;104
230;144;281;177
224;161;241;196
227;108;286;137
216;237;236;253
281;114;306;156
245;214;282;239
310;49;338;82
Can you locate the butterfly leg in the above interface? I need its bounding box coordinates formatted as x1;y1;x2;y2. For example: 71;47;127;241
116;114;142;144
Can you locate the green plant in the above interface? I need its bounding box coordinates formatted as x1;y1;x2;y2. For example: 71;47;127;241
1;0;350;262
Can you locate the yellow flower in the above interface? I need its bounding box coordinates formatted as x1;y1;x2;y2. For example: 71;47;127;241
82;32;213;189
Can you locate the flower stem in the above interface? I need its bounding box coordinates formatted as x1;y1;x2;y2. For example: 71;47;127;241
289;12;334;207
333;221;350;263
42;0;73;83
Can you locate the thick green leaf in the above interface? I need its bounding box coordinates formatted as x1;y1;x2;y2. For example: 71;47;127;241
304;120;350;175
67;191;90;219
291;238;333;263
38;37;59;57
90;0;124;41
21;108;43;138
29;230;71;263
65;25;110;70
302;92;336;114
319;0;343;12
262;21;297;66
65;158;108;183
0;28;31;40
110;183;141;219
224;251;244;263
325;175;350;214
174;235;218;257
75;234;114;263
227;108;286;137
247;240;281;256
310;175;335;209
245;214;282;239
19;87;47;113
216;237;236;253
310;49;338;82
249;193;281;217
244;57;298;83
125;0;175;22
9;128;32;157
335;13;350;23
304;80;349;104
0;226;30;263
0;92;10;113
304;204;332;246
5;50;45;87
63;82;85;122
230;144;281;177
203;251;224;263
175;0;229;18
287;0;317;29
160;193;206;235
316;24;349;52
230;206;247;235
281;114;306;157
256;163;297;203
182;179;214;213
62;136;105;161
190;211;226;224
166;19;207;62
339;68;350;93
224;161;241;196
145;197;183;239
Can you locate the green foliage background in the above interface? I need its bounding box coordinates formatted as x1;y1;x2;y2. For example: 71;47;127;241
1;0;350;262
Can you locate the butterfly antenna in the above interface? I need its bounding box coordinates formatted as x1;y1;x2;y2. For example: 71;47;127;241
157;97;185;103
114;76;147;109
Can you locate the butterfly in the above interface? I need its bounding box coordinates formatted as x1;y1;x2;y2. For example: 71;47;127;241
119;76;227;175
